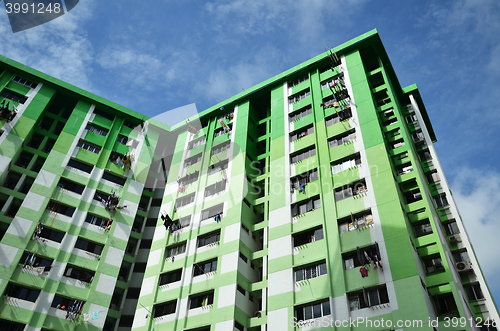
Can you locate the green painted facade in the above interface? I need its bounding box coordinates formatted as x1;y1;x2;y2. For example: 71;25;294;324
0;30;498;331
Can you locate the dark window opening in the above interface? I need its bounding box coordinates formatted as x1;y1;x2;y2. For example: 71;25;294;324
159;269;182;285
75;238;104;255
64;264;95;283
193;259;217;276
189;292;214;309
293;227;323;247
67;159;93;173
58;178;85;194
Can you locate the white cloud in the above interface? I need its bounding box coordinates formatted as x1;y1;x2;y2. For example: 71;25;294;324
204;0;367;44
195;44;283;103
0;0;96;91
450;167;500;298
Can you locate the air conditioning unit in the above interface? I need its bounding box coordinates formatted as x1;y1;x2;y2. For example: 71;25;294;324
449;234;462;243
455;261;472;272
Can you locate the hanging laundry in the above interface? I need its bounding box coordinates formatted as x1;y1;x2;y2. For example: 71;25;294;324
364;251;376;269
299;184;306;194
162;214;173;229
91;311;101;320
360;266;368;277
83;313;90;322
214;214;221;223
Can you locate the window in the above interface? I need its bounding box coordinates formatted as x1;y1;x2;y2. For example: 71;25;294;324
116;134;128;144
293;228;323;248
3;283;40;302
0;89;27;104
390;139;405;149
75;238;104;255
77;140;101;154
190;291;214;309
57;178;85;194
46;201;75;217
93;108;115;121
19;251;52;269
335;180;367;201
159;269;182;286
204;179;226;197
426;171;440;184
289;106;312;122
51;295;85;311
412;131;425;143
175;193;195;208
288;75;308;88
176;216;191;229
405;114;417;123
321;77;344;90
453;250;470;263
197;231;220;248
291;197;321;217
433;293;458;314
166;242;186;258
179;171;199;186
423;255;444;273
212;141;230;155
102;172;126;186
235;321;244;331
290;169;319;190
465;283;484;301
444;220;459;235
85;123;108;136
383;108;394;117
185;153;202;167
338;210;373;234
200;203;224;221
239;252;247;263
405;189;422;204
289;89;311;104
214;123;232;137
295;300;331;321
414;221;433;237
236;284;245;295
36;227;65;243
418;150;432;161
434;193;449;209
343;244;381;270
290;125;314;142
290;147;316;164
331;155;361;174
348;285;389;310
328;131;356;148
153;300;176;318
0;319;26;331
208;159;228;175
193;258;217;276
295;261;327;282
397;164;413;175
123;120;137;129
15;151;33;168
64;264;95;283
325;108;352;126
13;75;38;89
189;136;206;149
67;159;93;173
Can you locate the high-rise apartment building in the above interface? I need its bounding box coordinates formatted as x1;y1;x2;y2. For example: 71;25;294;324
0;30;498;331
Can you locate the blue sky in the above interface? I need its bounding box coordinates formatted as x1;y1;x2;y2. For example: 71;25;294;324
1;0;500;309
